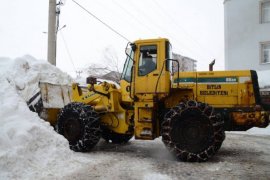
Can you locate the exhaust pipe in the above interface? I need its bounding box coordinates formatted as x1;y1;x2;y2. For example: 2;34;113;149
209;59;215;71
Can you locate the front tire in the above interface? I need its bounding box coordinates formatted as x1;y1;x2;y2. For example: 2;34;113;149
56;102;101;152
161;101;225;162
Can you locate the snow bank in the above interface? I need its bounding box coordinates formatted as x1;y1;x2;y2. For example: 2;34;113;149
0;55;73;102
0;56;90;179
229;125;270;136
246;125;270;135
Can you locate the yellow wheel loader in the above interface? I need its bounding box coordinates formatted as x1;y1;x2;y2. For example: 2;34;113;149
35;38;269;162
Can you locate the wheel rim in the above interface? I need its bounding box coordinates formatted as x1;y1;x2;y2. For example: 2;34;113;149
63;118;82;144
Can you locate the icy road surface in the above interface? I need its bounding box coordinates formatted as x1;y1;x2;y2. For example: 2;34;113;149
64;133;270;180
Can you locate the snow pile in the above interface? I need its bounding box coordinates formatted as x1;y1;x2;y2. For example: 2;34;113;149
0;56;90;179
0;55;73;102
229;125;270;136
246;125;270;135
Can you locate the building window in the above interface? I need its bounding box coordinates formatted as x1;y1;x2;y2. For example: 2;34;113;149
261;42;270;64
261;1;270;23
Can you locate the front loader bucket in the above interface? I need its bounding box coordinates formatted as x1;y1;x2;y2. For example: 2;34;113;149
27;82;72;125
39;82;72;109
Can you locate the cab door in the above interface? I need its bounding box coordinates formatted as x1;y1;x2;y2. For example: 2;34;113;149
132;40;165;139
134;43;160;96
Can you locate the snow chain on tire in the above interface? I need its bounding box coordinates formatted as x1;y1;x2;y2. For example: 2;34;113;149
161;100;225;162
56;102;101;152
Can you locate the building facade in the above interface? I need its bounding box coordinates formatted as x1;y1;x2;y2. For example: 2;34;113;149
224;0;270;70
172;53;197;72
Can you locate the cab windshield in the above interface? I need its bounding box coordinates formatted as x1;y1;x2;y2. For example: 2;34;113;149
121;49;134;82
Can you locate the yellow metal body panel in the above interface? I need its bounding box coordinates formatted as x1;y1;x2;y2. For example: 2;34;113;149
168;70;269;129
40;108;60;126
71;82;132;134
232;111;269;127
120;80;133;103
134;101;155;139
172;70;256;108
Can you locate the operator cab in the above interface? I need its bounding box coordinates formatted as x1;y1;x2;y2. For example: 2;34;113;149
120;38;173;102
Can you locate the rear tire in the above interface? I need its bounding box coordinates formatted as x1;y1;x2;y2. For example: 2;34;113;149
161;101;225;162
56;102;101;152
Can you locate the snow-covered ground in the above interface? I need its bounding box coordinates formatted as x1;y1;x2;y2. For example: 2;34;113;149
0;56;269;179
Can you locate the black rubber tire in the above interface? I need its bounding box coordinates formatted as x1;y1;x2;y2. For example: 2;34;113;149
101;127;133;144
161;100;225;162
212;114;226;152
56;102;101;152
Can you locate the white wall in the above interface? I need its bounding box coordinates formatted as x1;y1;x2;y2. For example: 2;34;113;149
224;0;270;70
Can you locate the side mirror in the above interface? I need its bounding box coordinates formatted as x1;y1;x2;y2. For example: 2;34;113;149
130;43;137;51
